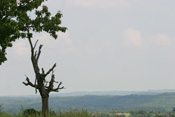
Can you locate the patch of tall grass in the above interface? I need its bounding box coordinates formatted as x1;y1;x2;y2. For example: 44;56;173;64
0;108;93;117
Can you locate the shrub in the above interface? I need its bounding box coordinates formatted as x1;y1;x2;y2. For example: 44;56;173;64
22;108;40;116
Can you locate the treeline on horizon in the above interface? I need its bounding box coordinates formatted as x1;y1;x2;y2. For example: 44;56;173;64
1;92;175;114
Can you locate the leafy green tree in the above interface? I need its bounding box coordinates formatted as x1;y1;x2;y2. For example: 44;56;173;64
0;0;19;64
1;0;66;65
19;1;66;117
1;0;66;116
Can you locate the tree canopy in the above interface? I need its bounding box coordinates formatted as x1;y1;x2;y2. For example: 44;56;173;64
0;0;19;64
0;0;67;65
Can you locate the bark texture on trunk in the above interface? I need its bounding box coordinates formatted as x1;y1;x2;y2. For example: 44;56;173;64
42;96;49;117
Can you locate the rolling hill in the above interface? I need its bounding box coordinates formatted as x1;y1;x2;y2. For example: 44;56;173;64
1;92;175;113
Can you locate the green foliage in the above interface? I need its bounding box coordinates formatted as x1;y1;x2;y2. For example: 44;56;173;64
0;109;92;117
58;109;91;117
129;110;173;117
0;104;3;113
0;0;67;65
22;108;40;116
0;0;18;64
3;108;175;117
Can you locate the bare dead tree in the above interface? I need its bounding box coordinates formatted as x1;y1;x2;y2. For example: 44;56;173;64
23;37;64;116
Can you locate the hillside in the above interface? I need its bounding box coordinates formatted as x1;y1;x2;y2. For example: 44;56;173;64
1;93;175;113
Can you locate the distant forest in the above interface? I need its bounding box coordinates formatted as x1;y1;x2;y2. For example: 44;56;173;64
1;92;175;114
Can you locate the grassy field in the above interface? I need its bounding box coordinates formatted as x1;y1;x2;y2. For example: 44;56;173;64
0;109;129;117
1;109;175;117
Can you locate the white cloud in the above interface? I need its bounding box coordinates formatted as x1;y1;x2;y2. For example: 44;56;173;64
66;0;129;8
121;28;174;48
121;28;144;47
156;33;172;46
146;33;173;47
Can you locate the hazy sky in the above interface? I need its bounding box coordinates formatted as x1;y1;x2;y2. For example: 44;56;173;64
1;0;175;96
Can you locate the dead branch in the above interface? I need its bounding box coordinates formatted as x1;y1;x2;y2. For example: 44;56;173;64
25;37;64;94
45;81;49;87
36;45;43;61
46;70;64;92
28;38;34;51
45;63;56;77
33;40;38;49
23;75;37;88
42;68;45;74
34;50;37;58
28;38;40;74
51;82;64;92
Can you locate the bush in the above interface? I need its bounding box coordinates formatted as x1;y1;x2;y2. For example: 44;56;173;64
22;108;40;116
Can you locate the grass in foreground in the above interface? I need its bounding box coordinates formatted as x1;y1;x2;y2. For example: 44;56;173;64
0;109;92;117
0;109;129;117
4;108;175;117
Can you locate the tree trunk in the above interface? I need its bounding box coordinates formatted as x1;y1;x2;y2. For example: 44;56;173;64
42;96;49;117
23;39;64;117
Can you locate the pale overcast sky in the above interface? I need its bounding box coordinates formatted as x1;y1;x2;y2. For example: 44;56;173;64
1;0;175;96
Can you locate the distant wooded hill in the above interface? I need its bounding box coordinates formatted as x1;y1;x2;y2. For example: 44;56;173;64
1;92;175;113
53;89;175;96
